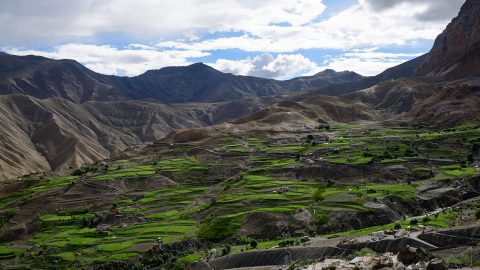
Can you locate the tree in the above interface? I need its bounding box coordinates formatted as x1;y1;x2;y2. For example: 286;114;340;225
467;153;475;163
250;239;258;249
312;188;326;202
472;142;480;152
221;245;231;256
394;223;402;230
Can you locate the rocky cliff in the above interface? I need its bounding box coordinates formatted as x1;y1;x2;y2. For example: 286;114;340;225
415;0;480;79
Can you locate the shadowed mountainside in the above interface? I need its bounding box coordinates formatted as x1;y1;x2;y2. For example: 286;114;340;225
415;0;480;79
0;53;365;104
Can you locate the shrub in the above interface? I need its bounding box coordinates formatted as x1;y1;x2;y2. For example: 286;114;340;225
71;168;84;176
394;223;402;230
410;219;418;225
221;245;231;256
238;236;252;245
472;142;480;152
475;209;480;220
312;188;326;202
250;240;258;249
313;212;329;226
327;180;334;187
278;240;297;248
354;247;376;257
317;124;330;131
405;148;417;157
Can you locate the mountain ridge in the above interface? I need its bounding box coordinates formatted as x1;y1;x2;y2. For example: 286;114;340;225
0;53;368;104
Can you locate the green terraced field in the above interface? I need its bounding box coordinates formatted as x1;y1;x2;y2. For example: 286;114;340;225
0;123;479;269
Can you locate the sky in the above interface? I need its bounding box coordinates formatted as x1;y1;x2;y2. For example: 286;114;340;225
0;0;466;79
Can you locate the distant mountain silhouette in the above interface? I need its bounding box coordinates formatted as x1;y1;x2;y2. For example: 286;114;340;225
0;53;366;104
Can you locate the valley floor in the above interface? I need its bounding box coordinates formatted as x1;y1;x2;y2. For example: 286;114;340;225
0;123;479;269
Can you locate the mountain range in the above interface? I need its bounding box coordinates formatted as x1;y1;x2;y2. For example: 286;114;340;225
0;53;367;104
0;0;479;180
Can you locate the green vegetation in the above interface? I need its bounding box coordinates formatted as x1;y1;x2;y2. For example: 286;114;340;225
93;165;156;180
96;253;138;262
1;124;479;268
97;241;134;252
198;216;243;239
39;213;94;223
157;156;210;174
54;251;76;261
326;210;458;238
354;247;376;257
440;165;476;177
0;246;23;260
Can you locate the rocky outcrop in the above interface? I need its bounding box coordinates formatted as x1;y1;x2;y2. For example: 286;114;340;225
338;237;433;254
200;246;350;270
426;258;448;270
418;224;480;247
397;246;433;265
239;210;312;239
415;0;480;79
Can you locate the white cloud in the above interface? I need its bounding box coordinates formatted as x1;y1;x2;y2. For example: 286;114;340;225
322;57;406;77
156;0;463;53
210;49;422;79
210;53;322;79
0;0;466;78
0;0;326;45
5;44;209;76
0;0;463;50
320;48;423;76
5;45;425;78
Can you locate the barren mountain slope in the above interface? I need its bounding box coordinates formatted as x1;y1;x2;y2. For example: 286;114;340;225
162;95;380;144
0;95;277;180
415;0;480;79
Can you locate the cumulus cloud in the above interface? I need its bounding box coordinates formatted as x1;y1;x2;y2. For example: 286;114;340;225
210;49;423;79
0;0;326;45
0;0;464;49
0;0;467;78
5;45;427;78
157;0;463;53
5;44;209;76
210;53;322;79
321;48;423;76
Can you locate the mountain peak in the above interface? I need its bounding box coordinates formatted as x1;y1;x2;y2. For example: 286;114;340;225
188;62;210;68
140;62;219;77
316;69;337;75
